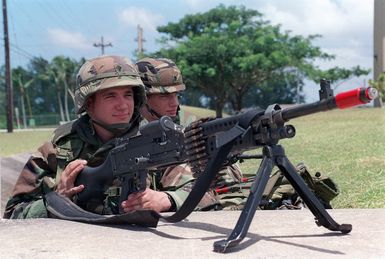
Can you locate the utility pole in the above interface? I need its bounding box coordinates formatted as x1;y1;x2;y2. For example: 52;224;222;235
373;0;384;107
3;0;13;132
93;36;112;55
135;24;145;56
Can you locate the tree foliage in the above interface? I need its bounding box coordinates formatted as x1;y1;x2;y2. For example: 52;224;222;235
0;5;372;128
154;5;370;117
369;73;385;104
313;66;370;90
0;56;84;128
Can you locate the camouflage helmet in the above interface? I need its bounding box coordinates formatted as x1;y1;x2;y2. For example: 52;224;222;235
135;57;186;95
75;55;146;114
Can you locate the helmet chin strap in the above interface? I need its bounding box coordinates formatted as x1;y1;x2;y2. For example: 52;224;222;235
92;113;140;137
145;103;179;121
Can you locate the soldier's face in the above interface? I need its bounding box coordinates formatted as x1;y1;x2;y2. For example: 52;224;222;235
87;86;135;124
147;93;179;117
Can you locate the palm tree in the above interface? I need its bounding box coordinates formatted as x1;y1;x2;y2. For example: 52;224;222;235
51;56;80;121
12;67;34;128
44;63;65;122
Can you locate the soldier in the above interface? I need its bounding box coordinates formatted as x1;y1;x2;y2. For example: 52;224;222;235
3;55;182;218
136;57;248;211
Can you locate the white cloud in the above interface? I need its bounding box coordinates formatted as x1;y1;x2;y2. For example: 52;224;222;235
259;0;372;38
47;28;90;49
256;0;373;72
151;0;372;70
239;0;374;101
118;7;164;33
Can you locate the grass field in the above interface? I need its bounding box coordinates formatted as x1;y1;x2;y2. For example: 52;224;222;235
1;106;384;208
0;129;53;156
239;108;385;209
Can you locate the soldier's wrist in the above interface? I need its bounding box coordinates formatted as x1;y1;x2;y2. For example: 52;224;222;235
166;193;176;212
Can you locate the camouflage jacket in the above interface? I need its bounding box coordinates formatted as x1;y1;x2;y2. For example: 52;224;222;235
4;115;113;218
3;115;198;218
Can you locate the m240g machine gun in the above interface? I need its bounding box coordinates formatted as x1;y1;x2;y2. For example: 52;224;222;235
181;79;377;252
59;80;377;253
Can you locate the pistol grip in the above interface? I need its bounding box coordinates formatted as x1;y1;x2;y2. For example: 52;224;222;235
118;170;148;214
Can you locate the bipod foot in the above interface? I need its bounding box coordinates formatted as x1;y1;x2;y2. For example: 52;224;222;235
213;238;242;253
338;224;353;234
315;216;352;234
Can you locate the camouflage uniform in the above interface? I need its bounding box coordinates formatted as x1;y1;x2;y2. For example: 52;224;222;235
3;55;188;218
136;58;248;211
4;115;123;218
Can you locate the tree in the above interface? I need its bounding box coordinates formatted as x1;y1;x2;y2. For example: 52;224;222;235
155;5;370;116
51;56;79;121
157;5;267;116
41;56;80;122
28;57;58;115
243;72;303;109
12;67;34;128
312;66;370;90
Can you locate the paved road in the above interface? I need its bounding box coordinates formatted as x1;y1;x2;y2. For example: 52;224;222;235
1;153;31;215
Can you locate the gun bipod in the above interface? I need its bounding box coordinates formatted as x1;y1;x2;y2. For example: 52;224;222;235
213;144;352;253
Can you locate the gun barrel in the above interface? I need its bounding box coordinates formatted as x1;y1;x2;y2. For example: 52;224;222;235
282;87;377;121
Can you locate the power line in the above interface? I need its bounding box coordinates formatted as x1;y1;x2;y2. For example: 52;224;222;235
0;37;35;59
11;0;49;35
57;0;98;36
6;46;34;60
35;0;77;32
8;5;23;67
9;0;54;61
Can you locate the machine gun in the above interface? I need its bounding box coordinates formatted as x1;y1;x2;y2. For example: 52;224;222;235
180;79;377;252
74;116;188;212
74;79;377;252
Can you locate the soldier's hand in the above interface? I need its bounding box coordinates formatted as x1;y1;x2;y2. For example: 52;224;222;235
120;188;171;213
56;159;87;198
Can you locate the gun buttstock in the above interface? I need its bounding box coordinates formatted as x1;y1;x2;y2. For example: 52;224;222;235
75;159;113;203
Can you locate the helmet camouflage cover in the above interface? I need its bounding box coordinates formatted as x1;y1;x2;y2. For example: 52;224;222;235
75;55;146;114
135;57;186;94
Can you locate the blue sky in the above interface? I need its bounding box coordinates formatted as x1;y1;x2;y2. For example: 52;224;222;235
1;0;374;102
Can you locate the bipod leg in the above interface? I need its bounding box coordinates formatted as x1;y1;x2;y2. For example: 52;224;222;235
213;146;275;253
275;145;352;234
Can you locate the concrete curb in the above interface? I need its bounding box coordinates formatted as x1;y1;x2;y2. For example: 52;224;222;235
1;209;384;258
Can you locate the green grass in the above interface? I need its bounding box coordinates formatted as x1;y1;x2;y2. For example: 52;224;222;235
239;108;385;209
0;130;53;156
1;107;384;208
180;105;218;118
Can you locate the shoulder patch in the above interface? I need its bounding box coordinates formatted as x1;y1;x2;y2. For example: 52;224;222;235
52;121;76;144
